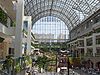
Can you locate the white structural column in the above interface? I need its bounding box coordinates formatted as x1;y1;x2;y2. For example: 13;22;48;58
92;34;96;57
23;16;32;55
27;16;32;55
7;17;11;28
15;0;24;57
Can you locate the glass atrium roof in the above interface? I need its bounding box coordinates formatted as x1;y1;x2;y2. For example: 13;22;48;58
24;0;100;31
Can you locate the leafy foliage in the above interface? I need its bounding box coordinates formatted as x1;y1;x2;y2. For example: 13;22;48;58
0;37;4;43
36;55;49;69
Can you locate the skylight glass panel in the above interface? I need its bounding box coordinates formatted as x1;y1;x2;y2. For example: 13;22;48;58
24;0;100;31
33;16;69;41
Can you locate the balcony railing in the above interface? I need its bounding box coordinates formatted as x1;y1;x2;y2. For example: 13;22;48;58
80;54;85;58
85;53;93;57
96;40;100;45
86;42;93;46
95;53;100;57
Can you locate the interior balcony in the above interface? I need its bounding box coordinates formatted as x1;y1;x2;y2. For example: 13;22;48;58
95;53;100;57
85;53;93;57
77;40;84;47
95;47;100;57
0;24;15;36
86;38;93;46
85;47;93;56
96;35;100;45
0;7;15;36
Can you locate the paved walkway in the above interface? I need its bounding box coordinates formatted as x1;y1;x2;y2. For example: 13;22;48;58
32;71;80;75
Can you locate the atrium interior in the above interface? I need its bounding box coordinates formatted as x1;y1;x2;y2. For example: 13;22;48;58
0;0;100;75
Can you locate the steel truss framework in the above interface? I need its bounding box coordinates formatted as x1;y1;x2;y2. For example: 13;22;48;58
24;0;100;31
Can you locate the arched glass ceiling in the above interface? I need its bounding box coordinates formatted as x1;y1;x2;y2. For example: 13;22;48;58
24;0;100;31
33;16;69;42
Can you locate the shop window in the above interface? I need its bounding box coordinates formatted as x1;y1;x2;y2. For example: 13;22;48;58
86;38;92;46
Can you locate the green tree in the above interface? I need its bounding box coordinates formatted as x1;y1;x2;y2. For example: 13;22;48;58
36;55;49;69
